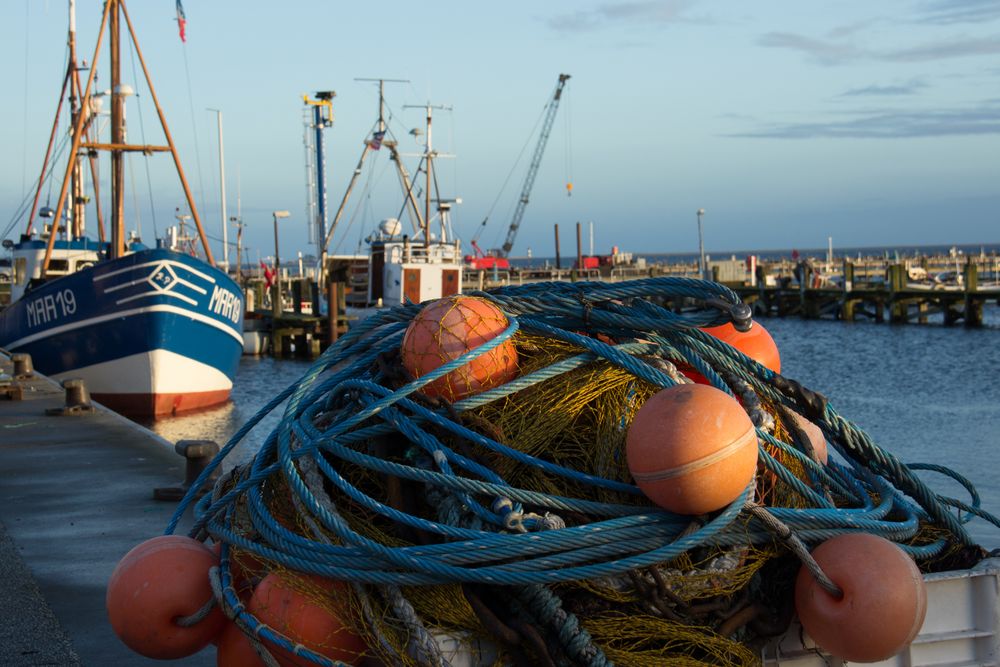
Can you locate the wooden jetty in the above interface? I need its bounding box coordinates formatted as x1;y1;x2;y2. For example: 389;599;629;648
736;260;997;327
233;251;998;360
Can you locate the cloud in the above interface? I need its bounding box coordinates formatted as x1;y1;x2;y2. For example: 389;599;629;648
838;80;929;97
916;0;1000;25
759;29;1000;65
546;1;697;32
882;36;1000;61
757;31;865;65
727;100;1000;139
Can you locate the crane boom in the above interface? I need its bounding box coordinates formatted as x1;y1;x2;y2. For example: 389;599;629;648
500;73;570;258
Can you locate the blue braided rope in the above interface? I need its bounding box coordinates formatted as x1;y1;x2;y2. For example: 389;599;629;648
158;276;1000;666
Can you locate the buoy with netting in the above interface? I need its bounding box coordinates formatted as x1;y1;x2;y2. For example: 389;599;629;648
401;295;518;401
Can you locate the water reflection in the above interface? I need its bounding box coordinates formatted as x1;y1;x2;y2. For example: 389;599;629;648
138;356;316;468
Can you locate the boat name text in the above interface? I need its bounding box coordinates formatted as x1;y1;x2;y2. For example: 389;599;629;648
208;285;241;324
26;289;77;328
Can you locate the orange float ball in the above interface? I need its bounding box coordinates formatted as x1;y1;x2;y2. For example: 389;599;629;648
106;535;226;659
787;411;828;465
795;533;927;662
400;295;518;401
702;320;781;374
216;622;267;667
248;573;366;666
626;384;759;515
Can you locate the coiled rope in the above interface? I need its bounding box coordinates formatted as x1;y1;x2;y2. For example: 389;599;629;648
166;276;998;666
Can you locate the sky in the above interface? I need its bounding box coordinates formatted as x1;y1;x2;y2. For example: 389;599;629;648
1;0;998;264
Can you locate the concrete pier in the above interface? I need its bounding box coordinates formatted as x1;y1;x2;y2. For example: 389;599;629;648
0;353;215;666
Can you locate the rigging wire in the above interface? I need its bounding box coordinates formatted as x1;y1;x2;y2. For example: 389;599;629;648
564;79;573;196
475;103;548;248
179;43;207;219
2;131;73;240
127;34;158;239
20;0;31;198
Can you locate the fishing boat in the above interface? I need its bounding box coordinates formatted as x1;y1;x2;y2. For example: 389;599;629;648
320;81;463;312
0;0;242;417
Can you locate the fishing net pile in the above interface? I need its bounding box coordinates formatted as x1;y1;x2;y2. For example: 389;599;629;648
160;277;997;666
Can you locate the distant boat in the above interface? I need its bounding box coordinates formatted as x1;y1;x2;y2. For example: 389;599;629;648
0;0;242;417
324;81;463;311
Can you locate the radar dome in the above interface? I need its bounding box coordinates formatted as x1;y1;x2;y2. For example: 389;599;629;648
379;218;402;237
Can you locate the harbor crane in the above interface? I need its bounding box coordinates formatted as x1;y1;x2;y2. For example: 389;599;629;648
468;74;570;269
500;73;570;258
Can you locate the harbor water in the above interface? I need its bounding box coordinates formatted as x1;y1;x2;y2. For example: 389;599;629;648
141;310;1000;548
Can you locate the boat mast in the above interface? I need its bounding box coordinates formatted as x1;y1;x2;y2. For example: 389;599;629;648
41;0;217;275
68;0;86;240
109;0;125;258
322;78;414;252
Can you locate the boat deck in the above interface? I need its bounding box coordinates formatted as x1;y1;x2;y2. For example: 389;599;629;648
0;352;214;666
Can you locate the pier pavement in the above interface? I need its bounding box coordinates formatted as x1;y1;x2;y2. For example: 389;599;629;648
0;353;215;666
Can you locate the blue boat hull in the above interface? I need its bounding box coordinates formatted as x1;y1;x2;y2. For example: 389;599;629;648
0;248;244;416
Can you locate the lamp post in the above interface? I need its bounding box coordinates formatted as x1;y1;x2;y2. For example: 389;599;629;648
272;211;290;318
696;208;706;280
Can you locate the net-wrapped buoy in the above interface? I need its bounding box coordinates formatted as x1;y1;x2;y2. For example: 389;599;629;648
247;573;366;666
626;384;758;515
703;321;781;374
106;535;226;659
795;533;927;662
401;295;518;401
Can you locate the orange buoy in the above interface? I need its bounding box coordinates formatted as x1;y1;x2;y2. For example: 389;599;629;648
212;542;267;596
787;411;828;465
106;535;226;659
702;321;781;374
401;295;518;401
795;533;927;662
677;320;781;385
216;622;267;667
248;573;366;666
626;384;758;515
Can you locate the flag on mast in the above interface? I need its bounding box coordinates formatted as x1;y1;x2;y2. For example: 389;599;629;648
175;0;187;42
370;131;385;150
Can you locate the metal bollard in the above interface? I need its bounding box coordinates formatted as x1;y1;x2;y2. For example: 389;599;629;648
153;440;221;502
0;370;23;401
45;378;96;415
12;353;34;379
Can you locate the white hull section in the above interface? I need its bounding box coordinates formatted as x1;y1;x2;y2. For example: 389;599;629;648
52;349;232;395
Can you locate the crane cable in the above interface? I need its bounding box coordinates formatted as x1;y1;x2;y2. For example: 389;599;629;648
564;81;573;197
472;103;549;246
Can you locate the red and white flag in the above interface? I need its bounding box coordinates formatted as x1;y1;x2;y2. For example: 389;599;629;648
175;0;187;43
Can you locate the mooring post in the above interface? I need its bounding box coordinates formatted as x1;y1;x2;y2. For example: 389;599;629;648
964;258;982;327
292;280;303;315
840;260;856;321
153;440;220;501
327;281;339;345
888;264;908;323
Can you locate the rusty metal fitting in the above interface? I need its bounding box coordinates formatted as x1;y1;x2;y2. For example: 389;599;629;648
12;353;34;379
153;439;221;502
0;372;23;401
45;378;96;416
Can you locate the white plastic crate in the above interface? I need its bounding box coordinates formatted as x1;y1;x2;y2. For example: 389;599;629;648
763;558;1000;666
